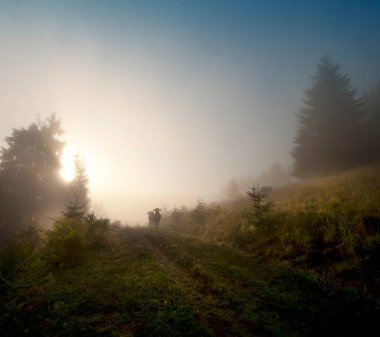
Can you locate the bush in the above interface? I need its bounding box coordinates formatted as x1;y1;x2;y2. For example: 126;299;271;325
44;217;89;267
0;225;47;291
44;211;112;267
0;241;31;285
86;213;111;248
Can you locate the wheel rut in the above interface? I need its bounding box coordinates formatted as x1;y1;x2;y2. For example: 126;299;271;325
139;230;255;337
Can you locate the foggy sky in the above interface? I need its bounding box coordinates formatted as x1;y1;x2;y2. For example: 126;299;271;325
1;0;380;224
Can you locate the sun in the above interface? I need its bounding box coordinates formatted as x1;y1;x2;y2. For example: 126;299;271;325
60;146;75;181
60;144;103;189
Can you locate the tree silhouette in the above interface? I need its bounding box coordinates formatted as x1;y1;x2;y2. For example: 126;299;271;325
365;81;380;163
246;185;273;226
0;115;67;244
191;199;207;234
292;56;367;178
170;206;181;228
66;154;90;217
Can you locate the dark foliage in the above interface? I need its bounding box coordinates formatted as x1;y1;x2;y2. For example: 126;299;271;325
66;154;90;215
365;81;380;163
0;115;68;245
246;185;274;223
292;56;368;177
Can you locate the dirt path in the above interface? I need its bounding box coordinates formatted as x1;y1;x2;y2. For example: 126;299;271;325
139;229;255;337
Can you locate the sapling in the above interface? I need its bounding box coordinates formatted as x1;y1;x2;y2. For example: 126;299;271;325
246;185;274;227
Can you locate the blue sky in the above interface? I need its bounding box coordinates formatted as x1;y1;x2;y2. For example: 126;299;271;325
1;0;379;222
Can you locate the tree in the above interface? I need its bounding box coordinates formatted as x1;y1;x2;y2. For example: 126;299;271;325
190;199;207;235
170;206;181;227
0;115;67;244
66;154;90;217
246;185;273;228
365;81;380;162
292;56;367;178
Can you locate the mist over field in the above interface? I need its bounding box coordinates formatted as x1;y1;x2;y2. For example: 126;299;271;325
1;2;380;336
1;1;379;225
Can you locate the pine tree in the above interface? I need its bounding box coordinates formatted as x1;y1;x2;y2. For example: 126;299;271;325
292;56;367;178
246;185;273;225
67;154;90;216
191;199;207;235
0;115;67;244
365;81;380;162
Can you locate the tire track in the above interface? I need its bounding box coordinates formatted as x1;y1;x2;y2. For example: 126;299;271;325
139;229;256;337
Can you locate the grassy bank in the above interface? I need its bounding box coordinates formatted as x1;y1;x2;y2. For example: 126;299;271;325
161;164;380;296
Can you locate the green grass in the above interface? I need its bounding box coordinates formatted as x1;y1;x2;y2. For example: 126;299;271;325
162;164;380;297
0;229;207;337
1;226;378;336
265;165;380;294
1;165;380;336
145;229;378;337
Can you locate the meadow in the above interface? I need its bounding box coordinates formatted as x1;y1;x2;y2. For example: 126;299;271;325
1;165;379;336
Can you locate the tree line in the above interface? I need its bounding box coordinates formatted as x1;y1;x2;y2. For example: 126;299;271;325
292;56;380;178
0;115;89;246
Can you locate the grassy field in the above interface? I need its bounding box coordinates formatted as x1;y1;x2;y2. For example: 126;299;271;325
1;226;378;336
1;165;380;336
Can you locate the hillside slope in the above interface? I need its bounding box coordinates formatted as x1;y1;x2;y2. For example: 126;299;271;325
162;164;380;296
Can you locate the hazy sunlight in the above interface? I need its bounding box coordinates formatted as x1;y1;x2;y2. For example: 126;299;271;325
60;146;75;181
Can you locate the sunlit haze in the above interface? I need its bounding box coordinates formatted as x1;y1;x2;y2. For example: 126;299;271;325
60;145;75;181
1;0;380;224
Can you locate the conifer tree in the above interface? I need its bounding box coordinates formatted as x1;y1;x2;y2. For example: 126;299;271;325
292;56;366;177
67;154;90;217
365;81;380;163
0;115;67;244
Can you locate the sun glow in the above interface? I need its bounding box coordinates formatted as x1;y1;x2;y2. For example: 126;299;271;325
60;144;104;191
60;146;75;181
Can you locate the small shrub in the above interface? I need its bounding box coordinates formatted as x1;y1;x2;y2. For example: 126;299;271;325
190;199;208;236
44;217;89;266
86;213;111;248
245;185;275;234
0;225;48;292
0;241;31;288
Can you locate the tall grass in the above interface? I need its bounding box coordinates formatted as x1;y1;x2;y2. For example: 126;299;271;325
162;164;380;294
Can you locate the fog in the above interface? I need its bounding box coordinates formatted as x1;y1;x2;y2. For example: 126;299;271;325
1;1;379;224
